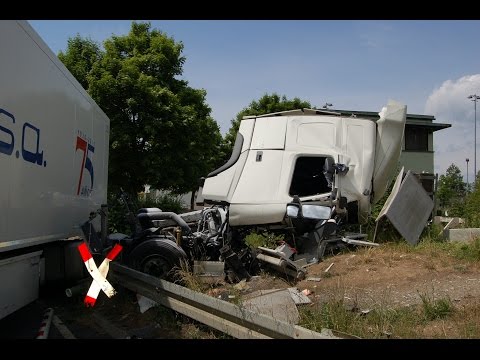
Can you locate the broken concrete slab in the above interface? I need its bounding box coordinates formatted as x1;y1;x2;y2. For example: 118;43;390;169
241;289;300;324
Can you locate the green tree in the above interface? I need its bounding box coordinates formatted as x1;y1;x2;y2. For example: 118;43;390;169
222;93;312;159
464;175;480;227
437;163;466;216
58;35;102;90
60;22;222;196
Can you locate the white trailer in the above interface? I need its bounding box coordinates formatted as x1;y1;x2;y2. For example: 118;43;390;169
0;20;110;319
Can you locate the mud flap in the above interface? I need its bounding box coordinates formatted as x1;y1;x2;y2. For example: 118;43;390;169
375;167;434;245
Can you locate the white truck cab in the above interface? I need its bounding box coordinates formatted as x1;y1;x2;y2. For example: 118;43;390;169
201;100;407;226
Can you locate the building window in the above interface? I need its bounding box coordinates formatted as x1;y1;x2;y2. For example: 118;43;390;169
405;126;429;151
289;156;333;197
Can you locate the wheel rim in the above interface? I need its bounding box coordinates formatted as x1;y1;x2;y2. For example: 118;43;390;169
141;255;172;279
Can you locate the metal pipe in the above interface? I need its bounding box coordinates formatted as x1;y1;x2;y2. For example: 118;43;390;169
256;253;287;268
175;227;182;246
137;212;191;234
65;278;91;298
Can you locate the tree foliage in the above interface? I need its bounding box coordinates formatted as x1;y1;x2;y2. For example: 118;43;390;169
464;174;480;226
222;93;312;160
58;35;102;90
437;163;466;216
60;22;222;196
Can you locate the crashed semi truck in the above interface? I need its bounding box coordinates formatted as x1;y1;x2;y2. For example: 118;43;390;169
0;20;110;319
95;101;415;284
195;101;409;278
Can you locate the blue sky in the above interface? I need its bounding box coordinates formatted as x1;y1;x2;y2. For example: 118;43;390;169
29;20;480;180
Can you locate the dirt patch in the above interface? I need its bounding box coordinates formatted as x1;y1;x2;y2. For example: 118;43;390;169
295;246;480;310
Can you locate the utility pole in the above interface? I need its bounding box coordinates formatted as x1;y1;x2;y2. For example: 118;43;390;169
468;94;480;183
466;158;470;192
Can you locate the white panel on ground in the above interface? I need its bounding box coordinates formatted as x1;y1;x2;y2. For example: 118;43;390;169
376;170;433;245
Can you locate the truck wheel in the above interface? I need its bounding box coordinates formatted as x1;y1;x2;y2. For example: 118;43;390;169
129;239;188;281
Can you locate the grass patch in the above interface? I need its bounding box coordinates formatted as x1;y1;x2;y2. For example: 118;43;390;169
299;301;420;339
419;292;454;321
452;238;480;261
379;236;480;264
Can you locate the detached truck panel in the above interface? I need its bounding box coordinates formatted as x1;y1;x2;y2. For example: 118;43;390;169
0;20;110;319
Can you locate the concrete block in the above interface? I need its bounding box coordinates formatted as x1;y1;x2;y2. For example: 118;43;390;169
445;228;480;243
434;216;464;226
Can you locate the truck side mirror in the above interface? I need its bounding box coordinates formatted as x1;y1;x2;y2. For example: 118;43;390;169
286;204;300;218
301;204;332;220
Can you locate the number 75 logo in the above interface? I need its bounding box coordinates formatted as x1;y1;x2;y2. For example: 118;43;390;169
76;136;95;196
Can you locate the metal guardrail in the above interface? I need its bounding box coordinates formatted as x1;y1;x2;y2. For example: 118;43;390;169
109;263;347;339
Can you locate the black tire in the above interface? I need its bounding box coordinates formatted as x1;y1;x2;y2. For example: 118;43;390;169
127;238;188;281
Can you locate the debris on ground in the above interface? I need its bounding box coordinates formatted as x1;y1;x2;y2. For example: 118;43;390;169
233;279;250;292
136;294;157;314
324;263;334;273
256;246;307;280
301;289;313;296
287;288;312;305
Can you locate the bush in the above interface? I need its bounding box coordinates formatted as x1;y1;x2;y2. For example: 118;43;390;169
140;193;185;214
464;182;480;227
245;231;285;249
107;191;185;234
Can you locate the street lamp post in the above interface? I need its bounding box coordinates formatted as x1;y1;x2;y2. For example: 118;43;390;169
468;94;480;183
466;158;470;192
